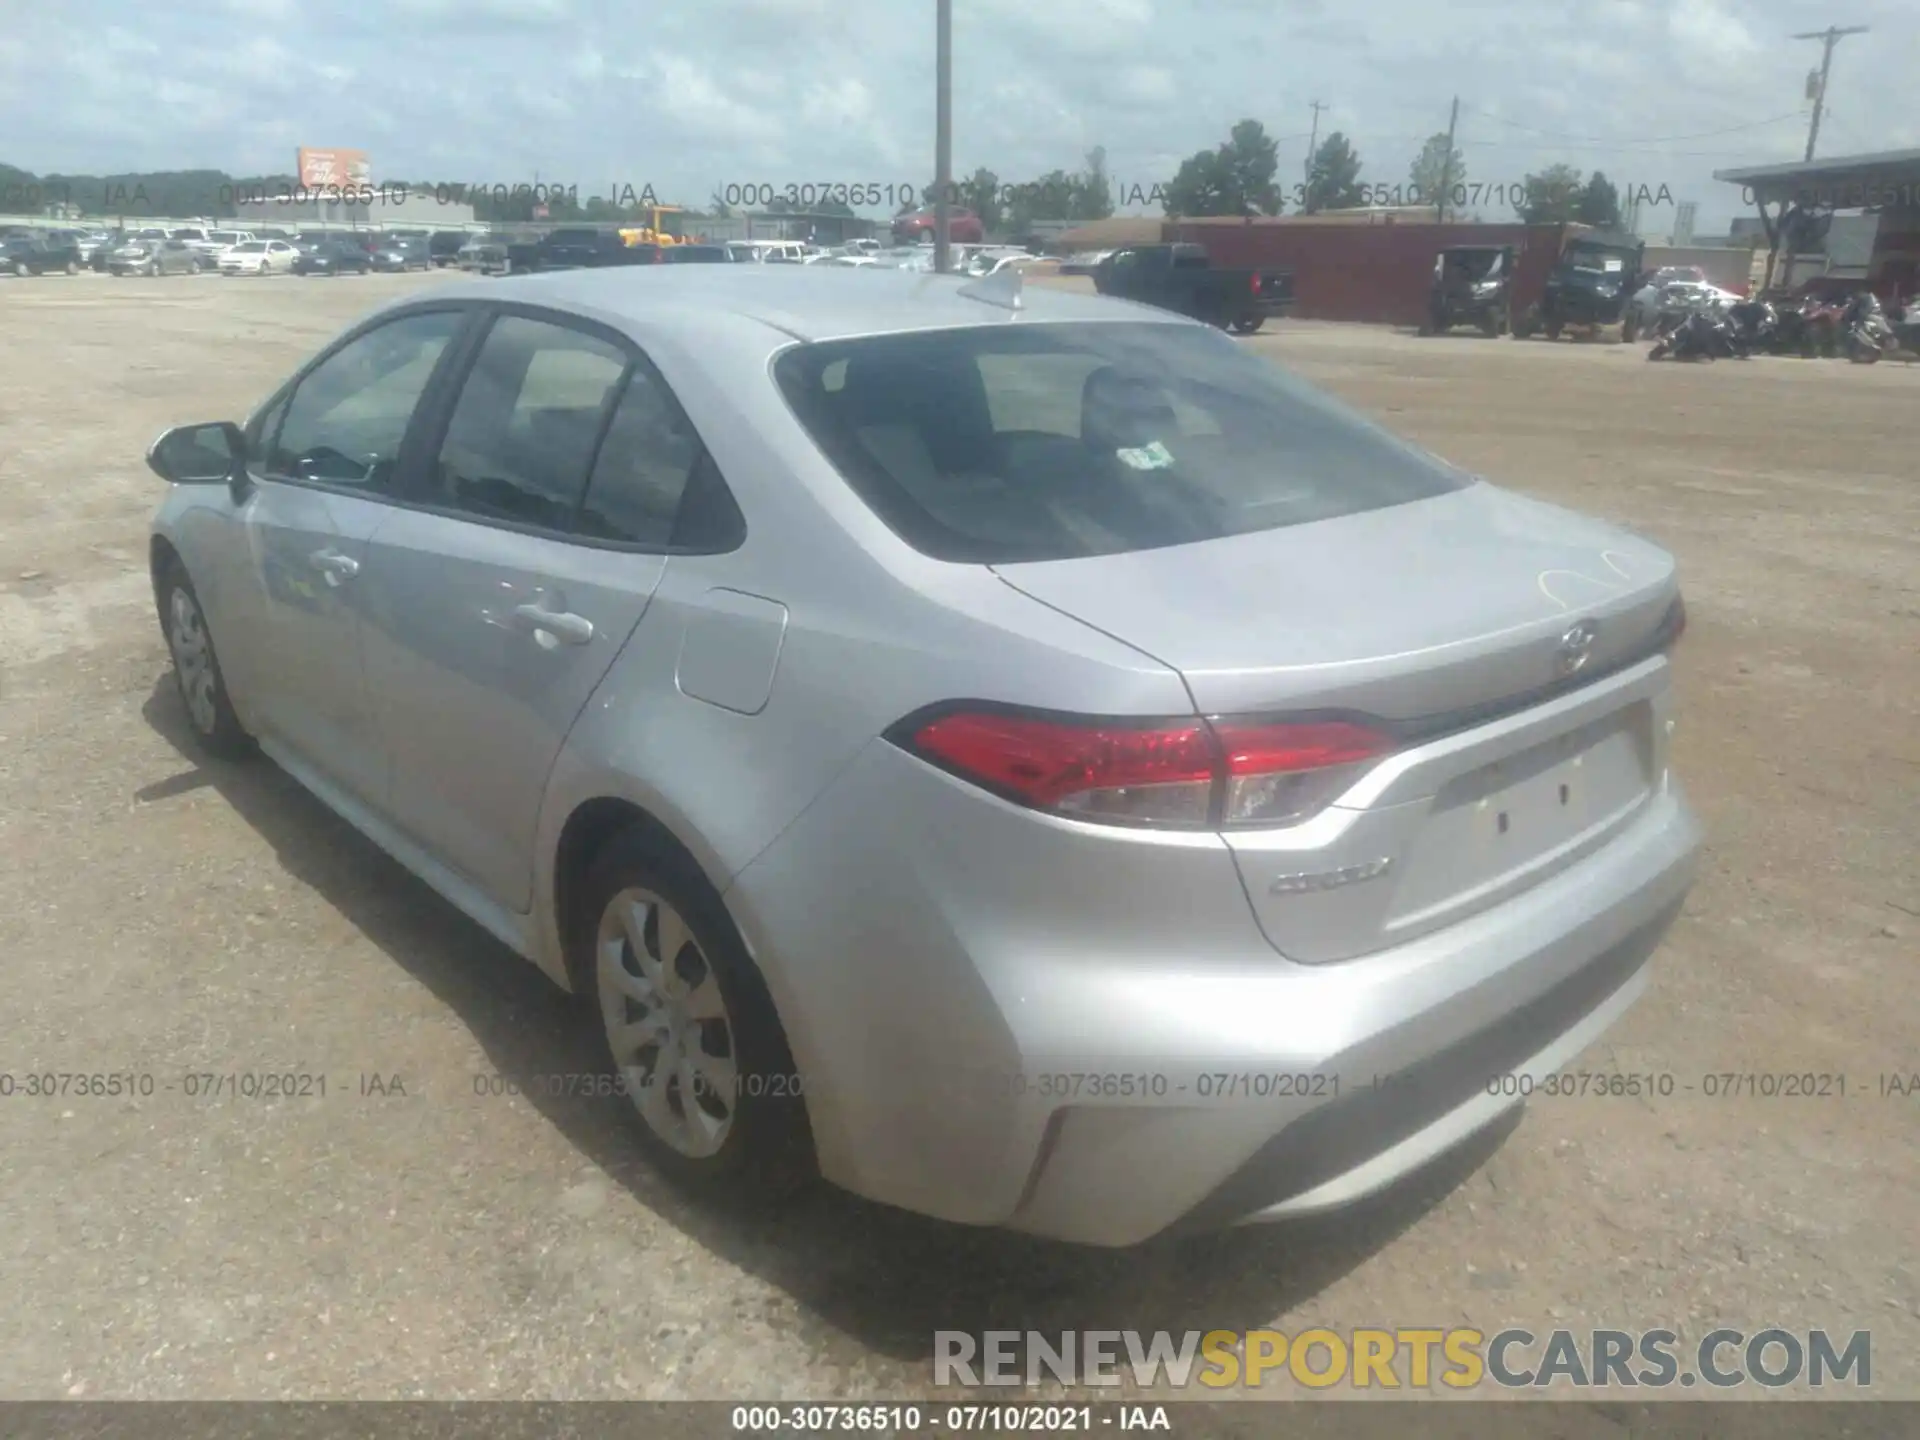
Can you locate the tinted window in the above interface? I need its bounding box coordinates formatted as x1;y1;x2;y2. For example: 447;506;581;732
574;367;704;546
773;322;1469;563
428;315;628;532
269;310;465;488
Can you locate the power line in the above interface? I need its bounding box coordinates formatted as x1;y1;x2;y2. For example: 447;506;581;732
1458;104;1807;146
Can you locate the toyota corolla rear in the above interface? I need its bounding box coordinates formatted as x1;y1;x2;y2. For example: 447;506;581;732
724;311;1701;1247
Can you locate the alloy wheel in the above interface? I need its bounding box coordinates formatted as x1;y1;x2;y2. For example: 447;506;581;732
167;587;219;735
596;887;739;1158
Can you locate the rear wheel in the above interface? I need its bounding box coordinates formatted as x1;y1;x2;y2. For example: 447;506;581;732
158;562;253;759
1232;314;1263;335
580;829;813;1199
65;258;79;275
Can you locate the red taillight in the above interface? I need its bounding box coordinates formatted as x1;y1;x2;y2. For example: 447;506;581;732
1250;274;1262;294
897;709;1393;830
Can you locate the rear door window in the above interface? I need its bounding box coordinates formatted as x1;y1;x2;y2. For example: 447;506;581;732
425;314;629;533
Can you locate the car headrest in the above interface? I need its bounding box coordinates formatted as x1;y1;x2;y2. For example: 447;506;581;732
1081;366;1178;452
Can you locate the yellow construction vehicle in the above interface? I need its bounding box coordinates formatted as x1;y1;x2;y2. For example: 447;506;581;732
620;204;688;247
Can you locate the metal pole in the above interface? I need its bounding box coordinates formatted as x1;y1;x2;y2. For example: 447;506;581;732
934;0;952;273
1435;96;1459;223
1793;25;1868;163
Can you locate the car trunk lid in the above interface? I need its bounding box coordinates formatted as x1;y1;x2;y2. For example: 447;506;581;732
994;484;1681;962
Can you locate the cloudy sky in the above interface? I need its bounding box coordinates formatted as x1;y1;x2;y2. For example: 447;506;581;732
1;0;1913;231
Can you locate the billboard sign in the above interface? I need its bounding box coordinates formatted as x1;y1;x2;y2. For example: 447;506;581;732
297;147;372;189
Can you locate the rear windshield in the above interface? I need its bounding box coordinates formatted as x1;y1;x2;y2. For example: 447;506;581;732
773;322;1468;563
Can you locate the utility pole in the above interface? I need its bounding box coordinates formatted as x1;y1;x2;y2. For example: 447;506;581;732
934;0;953;274
1794;25;1868;162
1305;100;1327;186
1435;95;1460;223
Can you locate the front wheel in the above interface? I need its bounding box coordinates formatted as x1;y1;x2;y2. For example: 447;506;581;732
581;831;814;1200
1620;312;1640;343
159;564;253;759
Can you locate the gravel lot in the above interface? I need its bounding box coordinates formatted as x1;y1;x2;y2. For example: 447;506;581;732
1;271;1915;1402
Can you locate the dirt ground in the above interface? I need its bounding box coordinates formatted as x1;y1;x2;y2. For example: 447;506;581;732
0;271;1914;1402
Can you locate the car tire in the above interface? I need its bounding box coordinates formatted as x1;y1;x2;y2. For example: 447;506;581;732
1232;315;1264;335
65;258;79;275
11;259;26;277
158;561;254;760
145;260;158;277
577;827;814;1201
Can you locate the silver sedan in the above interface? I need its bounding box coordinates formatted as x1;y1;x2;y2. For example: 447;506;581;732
144;266;1700;1246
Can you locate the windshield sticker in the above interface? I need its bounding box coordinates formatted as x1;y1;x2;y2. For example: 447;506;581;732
1116;440;1175;470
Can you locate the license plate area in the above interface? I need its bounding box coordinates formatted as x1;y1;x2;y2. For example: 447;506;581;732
1387;704;1655;931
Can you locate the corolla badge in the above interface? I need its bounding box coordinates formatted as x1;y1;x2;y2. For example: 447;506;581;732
1269;857;1393;896
1557;619;1600;676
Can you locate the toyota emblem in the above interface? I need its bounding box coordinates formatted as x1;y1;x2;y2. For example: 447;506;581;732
1557;620;1600;676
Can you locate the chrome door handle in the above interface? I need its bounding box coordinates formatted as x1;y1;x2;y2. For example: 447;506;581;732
309;549;359;585
511;602;593;646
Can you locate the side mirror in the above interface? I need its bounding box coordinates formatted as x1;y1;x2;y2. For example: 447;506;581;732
147;421;246;487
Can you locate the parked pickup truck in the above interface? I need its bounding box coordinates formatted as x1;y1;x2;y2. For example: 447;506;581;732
1092;243;1294;333
513;227;663;273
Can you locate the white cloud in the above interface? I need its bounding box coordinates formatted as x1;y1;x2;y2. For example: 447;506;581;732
1;0;1915;231
1667;0;1760;59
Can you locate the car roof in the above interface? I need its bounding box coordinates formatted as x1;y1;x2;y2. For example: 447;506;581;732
406;265;1173;342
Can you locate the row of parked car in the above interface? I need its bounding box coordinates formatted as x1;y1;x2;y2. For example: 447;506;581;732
0;222;483;279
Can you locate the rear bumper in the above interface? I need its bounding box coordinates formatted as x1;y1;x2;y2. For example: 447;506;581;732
725;738;1701;1248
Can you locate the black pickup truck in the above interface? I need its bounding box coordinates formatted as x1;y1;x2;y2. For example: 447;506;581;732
1092;243;1294;333
511;227;662;273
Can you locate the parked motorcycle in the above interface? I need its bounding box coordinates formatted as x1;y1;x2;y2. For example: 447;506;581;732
1722;300;1779;357
1796;295;1849;358
1648;306;1738;362
1841;292;1901;364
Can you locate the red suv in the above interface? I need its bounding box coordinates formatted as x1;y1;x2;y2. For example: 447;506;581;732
891;207;985;245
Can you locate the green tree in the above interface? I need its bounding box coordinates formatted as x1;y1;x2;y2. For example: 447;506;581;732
1409;131;1466;209
708;192;734;218
958;168;1003;233
1576;171;1623;229
1516;163;1585;223
1162;119;1283;217
1303;132;1364;212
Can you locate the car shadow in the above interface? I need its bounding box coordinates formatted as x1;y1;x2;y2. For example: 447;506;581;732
140;672;1519;1365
